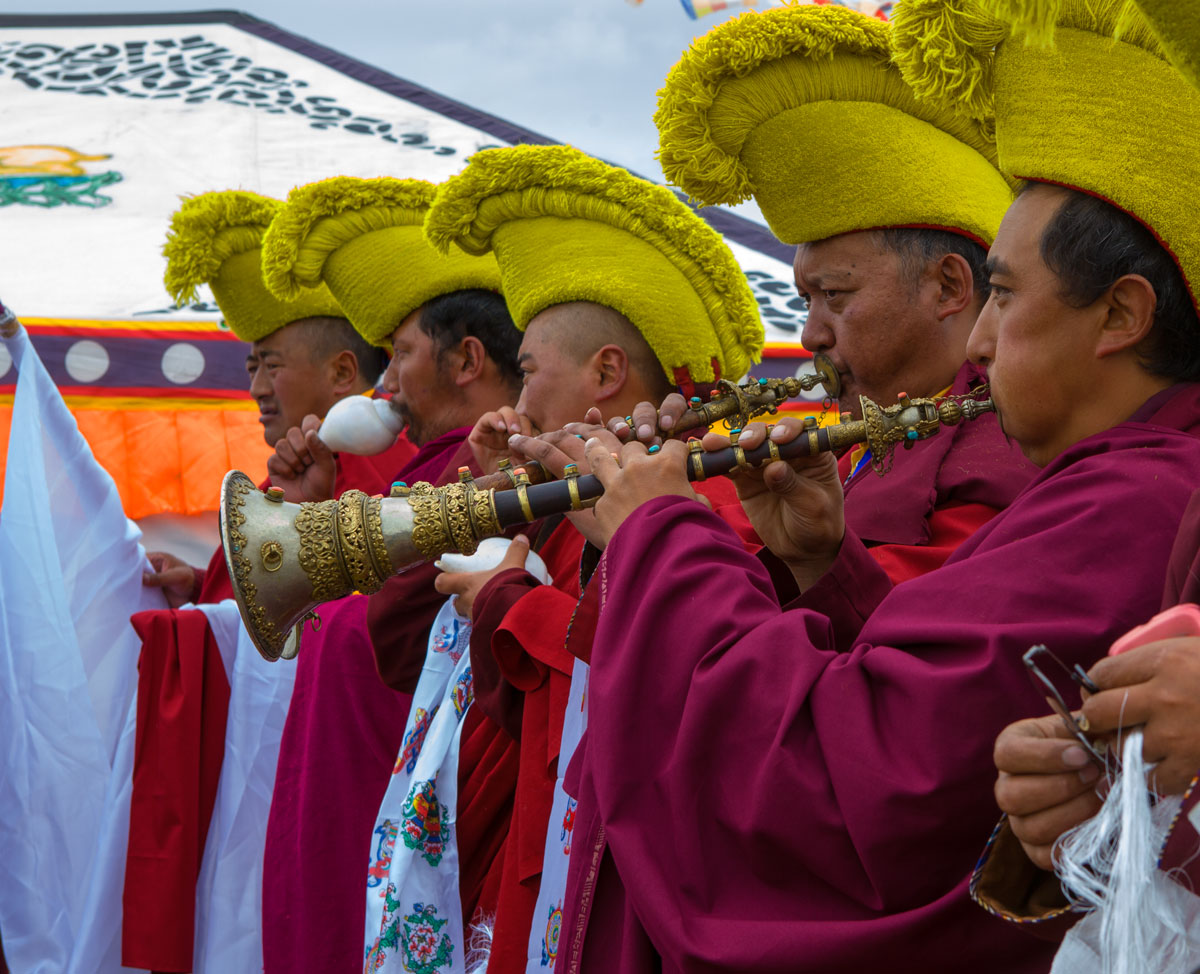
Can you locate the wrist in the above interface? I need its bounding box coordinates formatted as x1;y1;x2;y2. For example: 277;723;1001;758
781;534;843;592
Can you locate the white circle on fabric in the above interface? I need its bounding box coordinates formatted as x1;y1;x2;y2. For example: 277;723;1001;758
64;339;110;383
161;342;205;384
0;343;11;379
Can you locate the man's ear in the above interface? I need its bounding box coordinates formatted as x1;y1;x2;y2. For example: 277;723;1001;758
1096;274;1158;359
592;344;629;403
329;348;360;395
932;252;975;320
452;335;488;387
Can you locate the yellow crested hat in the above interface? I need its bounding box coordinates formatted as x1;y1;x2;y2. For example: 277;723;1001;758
654;3;1012;247
261;177;502;347
1131;0;1200;92
163;190;343;342
424;144;763;386
893;0;1200;310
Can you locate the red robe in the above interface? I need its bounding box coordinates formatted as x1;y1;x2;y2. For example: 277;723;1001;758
466;478;759;973
123;435;415;973
558;385;1200;973
837;361;1035;584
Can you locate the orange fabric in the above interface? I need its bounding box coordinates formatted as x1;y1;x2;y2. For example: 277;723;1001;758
0;404;273;518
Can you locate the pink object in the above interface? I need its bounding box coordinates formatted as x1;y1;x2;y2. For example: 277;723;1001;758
1108;603;1200;656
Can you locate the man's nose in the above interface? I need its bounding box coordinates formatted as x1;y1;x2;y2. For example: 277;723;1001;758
381;359;400;393
966;301;997;368
249;367;271;398
800;307;834;355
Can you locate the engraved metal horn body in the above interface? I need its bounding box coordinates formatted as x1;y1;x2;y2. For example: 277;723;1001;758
221;474;502;661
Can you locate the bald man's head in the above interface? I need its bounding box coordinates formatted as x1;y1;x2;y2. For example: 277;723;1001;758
536;302;673;400
515;301;676;433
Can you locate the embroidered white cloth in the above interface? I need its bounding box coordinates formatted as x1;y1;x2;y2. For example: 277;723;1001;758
364;597;475;974
524;658;589;972
364;538;551;974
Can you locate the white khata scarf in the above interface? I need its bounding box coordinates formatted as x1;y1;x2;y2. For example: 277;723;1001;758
364;539;550;974
1052;731;1200;974
524;656;590;972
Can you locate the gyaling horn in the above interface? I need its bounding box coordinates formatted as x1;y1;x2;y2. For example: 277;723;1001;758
220;470;503;661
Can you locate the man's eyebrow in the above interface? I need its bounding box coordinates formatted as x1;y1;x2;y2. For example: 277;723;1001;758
798;267;852;289
517;351;534;365
985;257;1012;278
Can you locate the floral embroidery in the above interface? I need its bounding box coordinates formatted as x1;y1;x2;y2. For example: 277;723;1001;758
401;777;449;867
396;706;437;775
540;901;563;967
561;796;577;856
451;667;472;718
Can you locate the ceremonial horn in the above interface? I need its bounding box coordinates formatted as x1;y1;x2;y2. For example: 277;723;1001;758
317;395;405;455
221;388;993;661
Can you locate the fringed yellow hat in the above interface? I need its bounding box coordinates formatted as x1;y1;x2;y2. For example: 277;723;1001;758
163;190;343;342
424;144;763;386
893;0;1200;310
653;3;1012;247
1132;0;1200;92
260;177;502;347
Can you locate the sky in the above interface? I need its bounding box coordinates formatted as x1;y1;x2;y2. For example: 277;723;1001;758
0;0;770;222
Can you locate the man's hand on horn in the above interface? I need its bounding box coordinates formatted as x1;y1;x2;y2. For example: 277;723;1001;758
703;419;844;591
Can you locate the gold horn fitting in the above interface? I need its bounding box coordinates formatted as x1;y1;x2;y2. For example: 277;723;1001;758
221;471;296;661
220;471;452;661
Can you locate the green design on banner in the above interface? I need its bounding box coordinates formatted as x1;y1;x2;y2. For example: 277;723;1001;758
0;172;122;208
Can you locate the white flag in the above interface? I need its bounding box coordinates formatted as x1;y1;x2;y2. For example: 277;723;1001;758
0;322;161;974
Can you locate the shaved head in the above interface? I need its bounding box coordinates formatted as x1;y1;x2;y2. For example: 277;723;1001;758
283;315;388;384
533;301;673;400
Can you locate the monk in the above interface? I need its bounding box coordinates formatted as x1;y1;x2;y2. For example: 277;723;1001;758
438;302;759;971
650;4;1035;584
548;177;1200;973
399;143;765;972
256;177;520;974
356;292;527;957
125;190;416;973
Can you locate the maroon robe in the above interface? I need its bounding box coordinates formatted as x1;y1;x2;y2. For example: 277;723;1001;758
557;384;1200;973
972;484;1200;929
840;361;1036;583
